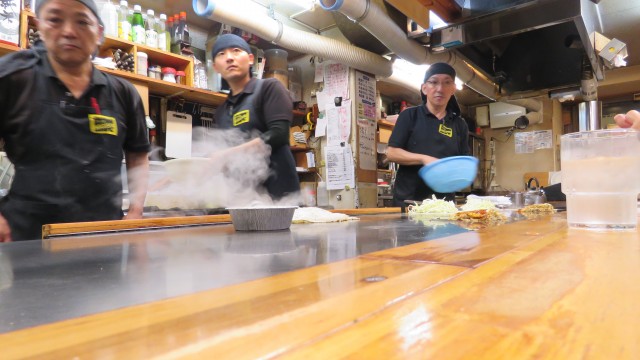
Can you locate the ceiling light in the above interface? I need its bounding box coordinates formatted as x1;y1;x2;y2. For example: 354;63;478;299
279;0;315;11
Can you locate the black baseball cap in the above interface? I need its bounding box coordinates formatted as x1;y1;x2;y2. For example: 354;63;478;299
211;34;252;58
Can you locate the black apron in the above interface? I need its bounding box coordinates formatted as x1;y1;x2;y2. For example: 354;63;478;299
0;71;126;241
216;80;299;200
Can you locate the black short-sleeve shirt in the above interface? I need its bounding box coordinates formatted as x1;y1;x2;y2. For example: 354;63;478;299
0;46;150;239
215;78;300;199
388;104;470;205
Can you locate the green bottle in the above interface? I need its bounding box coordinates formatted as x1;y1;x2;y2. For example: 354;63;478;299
131;4;145;44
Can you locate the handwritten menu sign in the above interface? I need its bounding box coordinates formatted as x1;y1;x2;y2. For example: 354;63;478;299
326;100;352;147
357;118;377;170
323;63;349;100
355;71;377;120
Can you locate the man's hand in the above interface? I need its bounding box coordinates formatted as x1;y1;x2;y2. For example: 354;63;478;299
614;110;640;129
0;214;12;242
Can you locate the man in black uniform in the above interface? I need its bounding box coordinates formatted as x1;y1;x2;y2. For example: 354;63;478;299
211;34;299;201
0;0;150;241
387;62;469;209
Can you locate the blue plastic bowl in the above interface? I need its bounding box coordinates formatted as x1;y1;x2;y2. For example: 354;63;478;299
418;156;479;193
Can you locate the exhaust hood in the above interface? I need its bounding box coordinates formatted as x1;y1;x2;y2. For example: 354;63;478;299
431;0;603;95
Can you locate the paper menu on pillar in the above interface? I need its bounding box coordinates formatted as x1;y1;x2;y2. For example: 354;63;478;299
165;111;193;158
315;112;327;138
323;62;349;100
326;100;352;147
325;145;355;190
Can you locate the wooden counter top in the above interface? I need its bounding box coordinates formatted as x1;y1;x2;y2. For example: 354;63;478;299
1;212;639;359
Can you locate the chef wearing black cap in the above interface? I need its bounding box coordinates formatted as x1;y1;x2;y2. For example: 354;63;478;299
210;34;299;201
386;62;470;209
0;0;150;241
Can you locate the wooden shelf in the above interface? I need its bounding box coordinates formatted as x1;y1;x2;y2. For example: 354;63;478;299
377;119;396;128
98;66;227;106
290;145;311;152
292;109;308;117
0;41;19;57
296;168;316;173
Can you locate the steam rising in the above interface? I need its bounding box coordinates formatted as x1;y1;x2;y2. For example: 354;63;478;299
144;127;301;210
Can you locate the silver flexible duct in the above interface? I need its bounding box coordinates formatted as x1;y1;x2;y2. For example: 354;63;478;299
193;0;393;77
318;0;498;100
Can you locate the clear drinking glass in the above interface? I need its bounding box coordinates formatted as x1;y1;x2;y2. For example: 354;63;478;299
561;129;640;230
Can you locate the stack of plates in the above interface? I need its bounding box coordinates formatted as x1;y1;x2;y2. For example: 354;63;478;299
292;131;307;144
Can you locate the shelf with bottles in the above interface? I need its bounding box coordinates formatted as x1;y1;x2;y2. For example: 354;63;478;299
98;35;194;85
98;66;227;106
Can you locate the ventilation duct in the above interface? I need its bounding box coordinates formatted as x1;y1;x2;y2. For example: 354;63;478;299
318;0;498;100
193;0;393;77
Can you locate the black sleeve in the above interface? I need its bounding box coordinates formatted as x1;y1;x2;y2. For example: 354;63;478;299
260;119;290;148
387;108;415;148
260;78;293;125
110;76;151;153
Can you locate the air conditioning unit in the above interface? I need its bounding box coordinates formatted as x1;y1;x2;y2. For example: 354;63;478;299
489;102;527;129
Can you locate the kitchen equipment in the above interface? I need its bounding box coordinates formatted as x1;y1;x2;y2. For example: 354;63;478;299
418;156;479;193
562;129;640;230
524;177;547;205
511;192;524;208
165;111;192;158
263;49;289;89
226;206;297;231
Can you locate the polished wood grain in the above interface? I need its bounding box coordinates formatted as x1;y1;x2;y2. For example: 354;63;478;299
0;258;466;359
4;212;639;359
287;224;640;359
41;208;400;238
41;214;233;238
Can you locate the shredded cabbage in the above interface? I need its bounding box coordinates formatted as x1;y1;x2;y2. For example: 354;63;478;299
408;195;459;218
460;198;497;212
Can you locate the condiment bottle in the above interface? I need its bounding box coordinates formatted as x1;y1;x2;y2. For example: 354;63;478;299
175;70;186;85
162;67;177;83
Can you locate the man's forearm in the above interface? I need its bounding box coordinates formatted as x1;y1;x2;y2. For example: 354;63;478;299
386;146;436;166
124;151;149;218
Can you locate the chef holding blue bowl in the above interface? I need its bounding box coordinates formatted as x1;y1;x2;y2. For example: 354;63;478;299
386;62;474;211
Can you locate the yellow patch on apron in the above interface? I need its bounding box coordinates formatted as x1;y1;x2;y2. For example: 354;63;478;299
233;110;250;126
439;123;453;137
88;115;118;136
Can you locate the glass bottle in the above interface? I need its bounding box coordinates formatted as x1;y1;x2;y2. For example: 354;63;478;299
167;16;174;49
131;4;145;45
179;11;190;44
117;0;131;41
145;9;157;48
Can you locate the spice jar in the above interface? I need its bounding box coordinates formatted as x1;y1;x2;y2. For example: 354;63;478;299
148;65;161;79
175;70;186;86
136;52;148;76
162;67;176;83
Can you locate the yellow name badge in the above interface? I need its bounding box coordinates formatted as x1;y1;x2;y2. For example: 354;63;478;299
439;123;453;138
88;114;118;136
233;110;250;126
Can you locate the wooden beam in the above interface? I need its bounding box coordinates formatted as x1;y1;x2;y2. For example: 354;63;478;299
384;0;431;30
415;0;462;23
